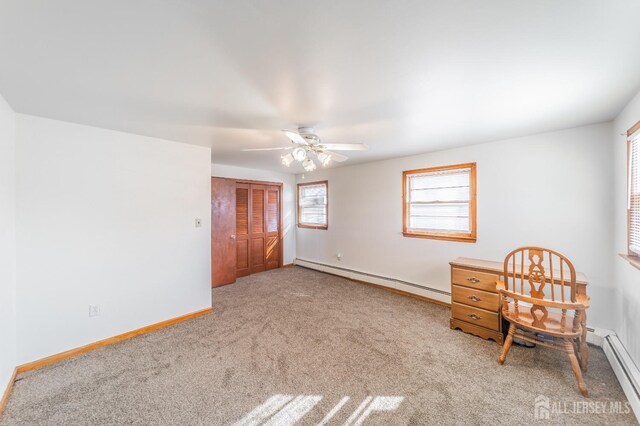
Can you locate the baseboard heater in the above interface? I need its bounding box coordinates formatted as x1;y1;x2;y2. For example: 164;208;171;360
294;258;451;304
602;333;640;420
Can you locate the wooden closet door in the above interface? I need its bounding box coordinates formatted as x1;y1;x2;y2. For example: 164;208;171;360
211;178;237;287
250;185;267;274
235;183;251;277
265;186;280;270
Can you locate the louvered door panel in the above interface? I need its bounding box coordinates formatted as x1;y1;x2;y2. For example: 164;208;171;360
267;190;278;233
266;187;280;270
250;185;267;274
236;184;251;277
236;187;249;236
252;189;264;234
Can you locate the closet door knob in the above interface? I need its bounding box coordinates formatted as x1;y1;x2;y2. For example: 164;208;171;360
230;234;236;240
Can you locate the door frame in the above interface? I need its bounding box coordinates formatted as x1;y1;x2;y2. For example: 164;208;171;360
211;176;285;274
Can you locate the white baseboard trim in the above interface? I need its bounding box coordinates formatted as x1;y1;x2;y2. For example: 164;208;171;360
602;334;640;421
295;258;639;420
294;258;451;305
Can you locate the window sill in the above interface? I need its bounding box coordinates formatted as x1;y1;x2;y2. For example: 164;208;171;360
619;253;640;271
402;231;476;243
298;224;328;230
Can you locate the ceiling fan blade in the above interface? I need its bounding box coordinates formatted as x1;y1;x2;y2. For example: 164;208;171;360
282;130;309;145
324;150;349;162
241;146;292;152
320;143;368;151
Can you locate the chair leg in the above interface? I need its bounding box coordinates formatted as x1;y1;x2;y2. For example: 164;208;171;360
579;337;589;372
572;337;588;373
580;314;589;372
498;323;516;365
564;339;589;397
580;341;589;372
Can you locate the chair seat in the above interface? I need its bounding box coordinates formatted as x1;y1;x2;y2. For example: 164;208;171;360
502;302;582;337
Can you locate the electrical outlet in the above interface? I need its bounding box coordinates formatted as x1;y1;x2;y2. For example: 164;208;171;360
195;218;202;228
337;252;342;261
89;304;101;317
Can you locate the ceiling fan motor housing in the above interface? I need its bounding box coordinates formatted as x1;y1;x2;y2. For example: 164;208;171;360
298;126;315;135
298;127;321;145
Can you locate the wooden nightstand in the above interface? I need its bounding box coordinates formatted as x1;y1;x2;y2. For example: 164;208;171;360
449;257;503;344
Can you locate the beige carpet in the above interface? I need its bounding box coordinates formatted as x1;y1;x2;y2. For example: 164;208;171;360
1;266;636;425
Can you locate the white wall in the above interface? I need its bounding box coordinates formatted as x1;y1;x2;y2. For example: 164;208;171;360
296;123;615;330
15;115;212;364
0;94;17;393
211;163;296;265
612;89;640;367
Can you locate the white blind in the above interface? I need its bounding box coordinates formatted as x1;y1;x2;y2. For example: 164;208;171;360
299;183;327;225
407;167;471;233
630;131;640;255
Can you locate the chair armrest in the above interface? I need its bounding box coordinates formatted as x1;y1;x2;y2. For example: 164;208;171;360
577;294;590;309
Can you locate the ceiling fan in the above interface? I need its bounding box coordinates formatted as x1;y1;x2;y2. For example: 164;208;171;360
242;127;368;171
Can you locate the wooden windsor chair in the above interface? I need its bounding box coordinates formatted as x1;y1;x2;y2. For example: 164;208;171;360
496;247;590;397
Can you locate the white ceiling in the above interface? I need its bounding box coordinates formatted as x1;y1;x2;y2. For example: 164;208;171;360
1;1;640;173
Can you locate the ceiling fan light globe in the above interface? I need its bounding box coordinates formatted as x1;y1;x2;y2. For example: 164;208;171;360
317;152;331;166
292;147;307;162
303;158;316;172
281;153;294;167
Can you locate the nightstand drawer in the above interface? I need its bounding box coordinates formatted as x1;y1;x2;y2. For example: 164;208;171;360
451;267;499;292
452;285;500;312
451;302;500;330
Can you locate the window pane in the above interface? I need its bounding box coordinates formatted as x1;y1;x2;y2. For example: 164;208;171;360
300;196;326;207
409;170;470;202
302;185;326;198
301;206;326;224
410;170;470;190
409;186;470;202
409;201;470;232
409;203;469;218
409;216;470;233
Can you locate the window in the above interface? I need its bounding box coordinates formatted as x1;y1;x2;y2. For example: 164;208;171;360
628;121;640;266
297;180;328;229
403;163;476;242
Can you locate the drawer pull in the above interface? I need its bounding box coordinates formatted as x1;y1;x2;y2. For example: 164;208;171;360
467;277;481;283
468;313;481;320
468;295;481;302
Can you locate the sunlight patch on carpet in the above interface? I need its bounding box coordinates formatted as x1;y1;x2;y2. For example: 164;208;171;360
233;394;404;426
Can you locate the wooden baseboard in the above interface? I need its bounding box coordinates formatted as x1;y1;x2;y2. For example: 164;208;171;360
0;368;17;416
17;307;213;374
